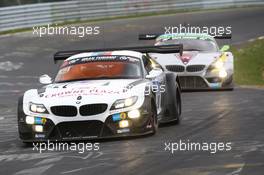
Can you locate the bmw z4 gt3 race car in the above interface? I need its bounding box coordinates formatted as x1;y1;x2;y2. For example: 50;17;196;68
17;45;183;142
139;33;234;90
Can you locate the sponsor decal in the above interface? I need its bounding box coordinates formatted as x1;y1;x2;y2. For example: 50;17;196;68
112;113;121;121
35;133;45;138
34;117;47;125
63;55;139;68
117;128;130;134
210;83;221;88
112;112;127;121
44;86;127;98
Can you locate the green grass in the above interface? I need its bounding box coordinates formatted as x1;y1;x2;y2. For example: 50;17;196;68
232;39;264;85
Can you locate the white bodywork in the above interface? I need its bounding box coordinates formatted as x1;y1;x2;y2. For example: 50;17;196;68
23;80;147;125
150;51;234;88
23;51;149;125
150;34;234;89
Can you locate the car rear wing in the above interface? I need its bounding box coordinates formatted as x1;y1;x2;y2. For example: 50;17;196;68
138;33;232;40
54;44;183;63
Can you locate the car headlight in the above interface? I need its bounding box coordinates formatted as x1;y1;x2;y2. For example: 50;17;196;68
207;53;229;78
209;59;225;70
25;116;35;124
111;96;138;110
29;103;48;113
34;125;44;132
213;60;224;69
127;109;140;119
219;68;228;78
207;63;228;79
208;53;228;70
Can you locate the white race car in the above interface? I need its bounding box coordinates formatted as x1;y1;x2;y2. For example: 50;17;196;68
139;33;234;90
17;45;183;142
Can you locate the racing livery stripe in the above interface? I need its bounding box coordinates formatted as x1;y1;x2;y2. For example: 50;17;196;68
126;79;149;89
61;55;140;68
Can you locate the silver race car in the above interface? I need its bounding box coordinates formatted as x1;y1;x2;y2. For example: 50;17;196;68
139;33;234;90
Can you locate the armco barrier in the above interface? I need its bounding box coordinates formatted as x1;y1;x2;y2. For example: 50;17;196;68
0;0;264;32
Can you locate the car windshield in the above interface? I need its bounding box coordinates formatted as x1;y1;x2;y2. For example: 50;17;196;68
55;55;142;83
156;39;218;52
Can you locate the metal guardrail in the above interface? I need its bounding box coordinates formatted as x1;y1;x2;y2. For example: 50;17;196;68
0;0;264;32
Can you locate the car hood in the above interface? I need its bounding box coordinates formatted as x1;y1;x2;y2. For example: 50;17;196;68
36;79;147;106
151;51;222;66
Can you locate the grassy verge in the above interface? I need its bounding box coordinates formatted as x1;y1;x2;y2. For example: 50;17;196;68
232;39;264;86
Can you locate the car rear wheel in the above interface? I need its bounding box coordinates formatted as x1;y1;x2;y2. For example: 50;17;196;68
173;86;181;125
166;73;182;125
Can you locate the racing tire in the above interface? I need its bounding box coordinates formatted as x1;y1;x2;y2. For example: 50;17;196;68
173;87;182;125
18;96;33;145
17;96;24;135
17;96;30;145
223;75;234;91
166;73;181;125
150;100;158;134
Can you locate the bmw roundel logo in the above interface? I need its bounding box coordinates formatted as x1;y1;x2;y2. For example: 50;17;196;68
77;96;82;100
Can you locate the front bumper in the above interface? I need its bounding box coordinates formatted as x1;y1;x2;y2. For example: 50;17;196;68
18;107;153;142
178;75;233;90
165;64;233;90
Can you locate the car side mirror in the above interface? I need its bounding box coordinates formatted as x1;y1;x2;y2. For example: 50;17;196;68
39;74;52;84
220;45;230;52
146;68;163;79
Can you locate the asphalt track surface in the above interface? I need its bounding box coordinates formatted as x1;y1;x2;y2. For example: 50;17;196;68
0;7;264;175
